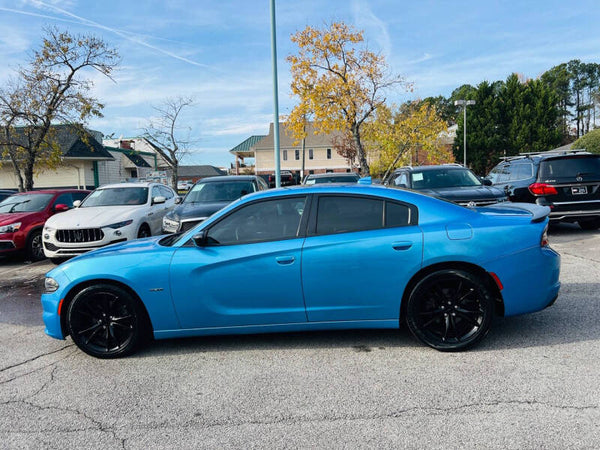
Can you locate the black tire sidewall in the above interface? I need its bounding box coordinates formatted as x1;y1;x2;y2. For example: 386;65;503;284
406;269;494;352
26;229;45;261
137;224;151;238
66;284;142;358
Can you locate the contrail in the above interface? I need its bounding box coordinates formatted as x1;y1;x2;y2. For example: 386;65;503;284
16;0;216;70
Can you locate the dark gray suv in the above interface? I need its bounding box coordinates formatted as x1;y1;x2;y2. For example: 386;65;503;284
486;150;600;229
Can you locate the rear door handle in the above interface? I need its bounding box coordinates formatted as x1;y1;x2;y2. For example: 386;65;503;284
392;241;412;251
276;256;295;265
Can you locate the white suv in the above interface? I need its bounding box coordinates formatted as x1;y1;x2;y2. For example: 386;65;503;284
43;182;177;262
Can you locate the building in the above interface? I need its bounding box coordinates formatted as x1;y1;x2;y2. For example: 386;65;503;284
230;123;356;180
177;165;227;183
0;124;114;190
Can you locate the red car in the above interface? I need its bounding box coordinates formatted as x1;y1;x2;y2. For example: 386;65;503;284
0;189;90;261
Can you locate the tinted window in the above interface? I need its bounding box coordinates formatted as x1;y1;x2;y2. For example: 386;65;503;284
207;196;307;245
72;191;89;202
53;193;74;208
185;181;255;203
0;193;53;213
385;202;411;227
508;163;534;181
487;164;510;183
316;196;383;235
539;156;600;182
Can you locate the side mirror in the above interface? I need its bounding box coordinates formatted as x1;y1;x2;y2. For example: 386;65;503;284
54;203;70;212
192;229;208;247
175;196;183;204
73;200;81;208
152;196;166;205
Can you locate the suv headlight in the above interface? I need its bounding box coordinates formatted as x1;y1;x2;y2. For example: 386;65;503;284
106;220;133;229
0;222;21;233
44;277;59;293
162;216;180;232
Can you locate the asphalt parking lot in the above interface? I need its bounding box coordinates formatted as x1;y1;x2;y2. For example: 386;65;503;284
0;224;599;449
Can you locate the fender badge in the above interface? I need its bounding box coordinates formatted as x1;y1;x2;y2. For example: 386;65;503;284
149;288;164;292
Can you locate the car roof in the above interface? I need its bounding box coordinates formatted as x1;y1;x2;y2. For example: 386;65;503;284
11;189;90;195
499;150;596;163
394;164;468;172
198;175;259;183
307;173;359;178
97;182;164;189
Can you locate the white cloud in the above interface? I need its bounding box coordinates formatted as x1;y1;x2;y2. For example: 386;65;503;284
351;0;392;57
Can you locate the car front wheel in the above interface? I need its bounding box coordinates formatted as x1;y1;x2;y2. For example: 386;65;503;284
26;229;45;261
66;284;145;358
406;269;494;351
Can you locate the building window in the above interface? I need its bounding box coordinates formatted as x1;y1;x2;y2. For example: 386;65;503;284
295;149;300;160
309;149;314;160
283;150;288;161
327;148;332;159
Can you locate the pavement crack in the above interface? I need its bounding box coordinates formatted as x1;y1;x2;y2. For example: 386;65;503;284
560;251;600;264
0;344;75;374
0;347;78;386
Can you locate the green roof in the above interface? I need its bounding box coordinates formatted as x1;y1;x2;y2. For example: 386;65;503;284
229;135;266;154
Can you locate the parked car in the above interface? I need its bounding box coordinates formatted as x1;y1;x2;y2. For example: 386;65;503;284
486;150;600;229
268;170;294;187
386;165;507;207
303;172;360;185
177;180;194;191
0;189;89;261
42;184;560;358
162;175;269;233
0;189;17;202
42;182;177;262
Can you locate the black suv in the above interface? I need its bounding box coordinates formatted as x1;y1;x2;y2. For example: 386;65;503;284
162;175;269;233
386;165;507;207
486;150;600;229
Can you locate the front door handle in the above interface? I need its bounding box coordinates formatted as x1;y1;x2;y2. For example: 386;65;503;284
392;241;412;251
276;256;295;265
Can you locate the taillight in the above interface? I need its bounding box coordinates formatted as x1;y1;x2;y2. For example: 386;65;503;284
529;183;558;196
541;225;549;247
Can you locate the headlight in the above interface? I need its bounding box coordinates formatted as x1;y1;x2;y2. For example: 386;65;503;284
106;220;133;229
0;222;21;233
162;216;180;232
44;277;59;293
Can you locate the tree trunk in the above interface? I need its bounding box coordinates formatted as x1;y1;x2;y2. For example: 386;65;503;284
24;152;36;191
171;162;178;190
351;123;370;176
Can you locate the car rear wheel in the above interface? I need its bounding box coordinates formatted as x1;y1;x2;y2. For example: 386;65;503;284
578;218;600;230
66;284;145;358
406;269;494;351
137;224;151;238
26;229;45;261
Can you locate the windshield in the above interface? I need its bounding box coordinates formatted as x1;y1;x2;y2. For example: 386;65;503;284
539;156;600;182
0;193;53;213
305;174;360;185
411;168;481;189
81;187;148;207
184;181;255;203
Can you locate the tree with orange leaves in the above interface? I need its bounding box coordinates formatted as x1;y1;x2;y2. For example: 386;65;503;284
286;22;409;176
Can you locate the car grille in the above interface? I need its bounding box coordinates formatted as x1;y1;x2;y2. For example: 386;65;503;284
55;228;104;243
456;199;501;207
180;220;204;232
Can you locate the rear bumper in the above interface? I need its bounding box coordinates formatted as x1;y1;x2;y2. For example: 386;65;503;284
549;208;600;221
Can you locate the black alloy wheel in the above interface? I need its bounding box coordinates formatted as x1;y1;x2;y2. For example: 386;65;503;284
406;269;494;351
137;224;151;238
26;229;45;261
66;284;145;358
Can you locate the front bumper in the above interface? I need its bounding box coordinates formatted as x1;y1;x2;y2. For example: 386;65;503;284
0;239;17;253
43;226;134;258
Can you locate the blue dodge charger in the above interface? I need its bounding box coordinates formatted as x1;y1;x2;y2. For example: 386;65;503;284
41;184;560;358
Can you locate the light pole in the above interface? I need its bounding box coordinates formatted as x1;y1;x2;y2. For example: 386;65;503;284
454;99;476;167
270;0;281;187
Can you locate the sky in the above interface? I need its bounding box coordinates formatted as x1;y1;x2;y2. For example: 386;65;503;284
0;0;599;168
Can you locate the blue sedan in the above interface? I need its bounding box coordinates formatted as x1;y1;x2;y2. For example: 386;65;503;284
41;184;561;358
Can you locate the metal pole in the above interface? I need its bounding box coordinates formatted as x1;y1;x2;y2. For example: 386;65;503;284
463;104;467;167
270;0;281;188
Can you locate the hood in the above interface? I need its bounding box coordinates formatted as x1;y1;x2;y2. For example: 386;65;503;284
60;235;164;266
0;211;40;225
45;205;144;228
167;201;229;221
417;185;506;202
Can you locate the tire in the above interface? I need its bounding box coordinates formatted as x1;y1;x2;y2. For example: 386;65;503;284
579;218;600;230
26;229;45;262
405;269;495;351
66;284;145;358
137;224;151;238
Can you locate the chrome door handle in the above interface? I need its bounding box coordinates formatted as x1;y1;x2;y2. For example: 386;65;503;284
276;256;295;265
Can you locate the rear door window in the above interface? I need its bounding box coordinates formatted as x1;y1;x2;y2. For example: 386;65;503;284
539;156;600;182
